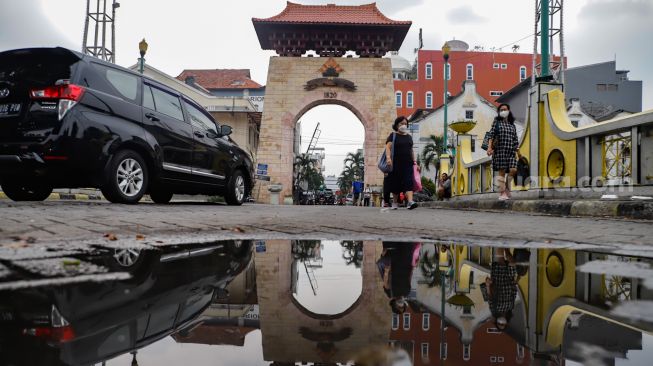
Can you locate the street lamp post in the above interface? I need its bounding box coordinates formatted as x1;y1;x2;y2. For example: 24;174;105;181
442;42;451;152
138;38;148;74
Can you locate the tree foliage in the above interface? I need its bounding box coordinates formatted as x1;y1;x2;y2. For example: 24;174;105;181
420;134;445;173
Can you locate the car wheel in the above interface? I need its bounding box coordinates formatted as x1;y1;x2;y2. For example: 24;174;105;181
101;150;149;204
224;170;246;206
149;186;173;204
113;247;142;267
1;180;53;201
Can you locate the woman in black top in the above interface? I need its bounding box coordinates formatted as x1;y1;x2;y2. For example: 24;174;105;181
487;104;520;200
385;116;418;210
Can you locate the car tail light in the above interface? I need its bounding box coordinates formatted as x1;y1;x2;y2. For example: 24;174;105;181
30;82;85;121
22;305;75;343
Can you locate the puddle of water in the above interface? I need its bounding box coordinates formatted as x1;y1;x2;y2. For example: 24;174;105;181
0;240;652;366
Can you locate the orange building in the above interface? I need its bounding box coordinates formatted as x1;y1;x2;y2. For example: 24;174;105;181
393;40;559;118
389;306;530;365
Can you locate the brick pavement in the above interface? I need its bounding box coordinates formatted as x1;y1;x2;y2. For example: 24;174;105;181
0;201;651;257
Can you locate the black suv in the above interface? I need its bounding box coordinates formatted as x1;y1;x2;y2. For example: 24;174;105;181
0;47;253;204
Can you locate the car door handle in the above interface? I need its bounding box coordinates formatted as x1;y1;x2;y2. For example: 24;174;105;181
145;113;159;122
194;131;205;138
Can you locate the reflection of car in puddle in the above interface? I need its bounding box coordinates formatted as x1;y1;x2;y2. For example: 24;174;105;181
0;241;253;366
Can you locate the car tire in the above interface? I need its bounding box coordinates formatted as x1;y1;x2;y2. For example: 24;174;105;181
101;149;149;204
149;186;173;204
224;169;246;206
1;180;53;201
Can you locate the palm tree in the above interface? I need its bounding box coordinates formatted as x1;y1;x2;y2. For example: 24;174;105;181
420;134;445;173
340;241;364;268
343;151;364;180
294;153;316;188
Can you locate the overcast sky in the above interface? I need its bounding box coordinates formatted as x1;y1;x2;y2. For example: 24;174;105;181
1;0;651;176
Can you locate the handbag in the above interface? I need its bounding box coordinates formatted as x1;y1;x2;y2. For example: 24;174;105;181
377;132;396;173
481;120;499;151
413;164;422;192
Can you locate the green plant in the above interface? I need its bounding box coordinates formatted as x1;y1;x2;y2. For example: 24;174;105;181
421;176;436;194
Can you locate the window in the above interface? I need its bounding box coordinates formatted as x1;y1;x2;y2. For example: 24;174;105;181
487;327;501;334
183;99;217;135
520;66;527;81
426;92;433;108
142;85;155;110
501;63;508;69
403;313;410;330
396;91;402;107
150;86;184;121
105;68;139;100
597;84;607;91
466;64;473;80
465;110;474;120
498;356;505;363
422;313;430;330
517;344;525;360
421;343;429;360
571;119;579;128
440;342;448;360
607;84;618;91
493;63;500;69
425;63;433;79
407;91;414;108
443;63;450;80
89;63;140;103
490;91;503;97
463;344;471;361
392;314;399;330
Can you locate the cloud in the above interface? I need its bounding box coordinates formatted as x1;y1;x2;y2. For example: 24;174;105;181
0;0;75;52
566;0;653;109
446;5;488;24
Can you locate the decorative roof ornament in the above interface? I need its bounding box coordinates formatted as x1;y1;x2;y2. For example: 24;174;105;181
319;58;344;77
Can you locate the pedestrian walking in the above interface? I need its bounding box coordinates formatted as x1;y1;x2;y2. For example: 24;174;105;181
378;242;421;314
482;248;523;331
385;116;418;210
487;104;520;200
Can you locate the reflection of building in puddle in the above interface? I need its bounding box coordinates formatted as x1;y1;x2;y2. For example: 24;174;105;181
257;240;389;363
391;244;653;365
389;243;528;365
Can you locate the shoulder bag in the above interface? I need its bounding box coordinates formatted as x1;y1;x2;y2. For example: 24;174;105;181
378;132;396;173
481;119;500;151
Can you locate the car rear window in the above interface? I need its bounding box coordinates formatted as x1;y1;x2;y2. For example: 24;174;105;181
0;48;80;89
83;62;140;104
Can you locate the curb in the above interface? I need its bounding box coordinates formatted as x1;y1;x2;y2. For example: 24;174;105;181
0;192;103;201
421;199;653;220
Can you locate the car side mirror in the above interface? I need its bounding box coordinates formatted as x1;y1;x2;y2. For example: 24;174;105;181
220;125;232;136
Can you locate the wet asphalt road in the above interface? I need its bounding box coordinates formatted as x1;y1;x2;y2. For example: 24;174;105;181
1;199;652;255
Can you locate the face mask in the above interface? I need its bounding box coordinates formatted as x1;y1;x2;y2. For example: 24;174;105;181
398;125;408;133
500;110;510;119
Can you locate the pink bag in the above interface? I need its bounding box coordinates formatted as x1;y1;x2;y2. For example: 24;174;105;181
413;164;422;192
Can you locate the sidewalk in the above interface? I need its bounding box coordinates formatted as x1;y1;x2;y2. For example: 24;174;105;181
421;198;653;220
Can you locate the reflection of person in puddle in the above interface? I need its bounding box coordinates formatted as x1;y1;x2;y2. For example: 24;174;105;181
378;242;421;314
485;248;520;331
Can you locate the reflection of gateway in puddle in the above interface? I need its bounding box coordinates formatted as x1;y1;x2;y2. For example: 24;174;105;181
257;240;389;363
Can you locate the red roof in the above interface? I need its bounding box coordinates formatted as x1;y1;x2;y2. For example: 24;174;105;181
252;2;411;26
176;69;263;90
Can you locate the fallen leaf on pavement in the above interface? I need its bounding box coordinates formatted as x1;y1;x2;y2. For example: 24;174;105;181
104;233;118;241
136;234;146;240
